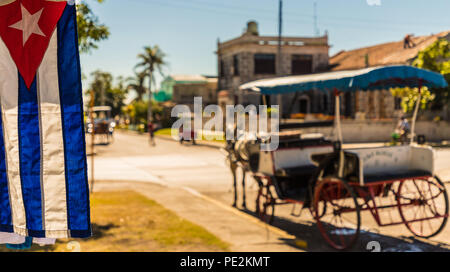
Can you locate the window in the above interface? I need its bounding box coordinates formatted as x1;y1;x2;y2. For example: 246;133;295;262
233;55;239;76
321;93;329;113
394;97;402;110
254;54;276;75
298;98;309;114
344;92;354;117
291;54;313;75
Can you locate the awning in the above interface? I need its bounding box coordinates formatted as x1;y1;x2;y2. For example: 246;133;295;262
91;106;112;112
239;65;448;95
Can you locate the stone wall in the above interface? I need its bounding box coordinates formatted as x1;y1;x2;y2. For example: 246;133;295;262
355;90;399;119
301;120;450;143
192;113;450;143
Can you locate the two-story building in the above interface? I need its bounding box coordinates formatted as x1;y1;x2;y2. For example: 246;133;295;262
217;21;330;117
159;74;218;110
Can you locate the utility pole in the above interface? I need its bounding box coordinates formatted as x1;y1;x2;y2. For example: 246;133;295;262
147;69;154;147
314;1;319;36
277;0;283;117
100;87;105;106
278;0;283;60
147;72;153;123
89;89;95;194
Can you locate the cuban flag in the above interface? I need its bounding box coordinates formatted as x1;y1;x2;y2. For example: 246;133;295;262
0;0;91;239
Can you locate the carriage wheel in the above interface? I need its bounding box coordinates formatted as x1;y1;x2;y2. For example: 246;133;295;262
313;177;360;250
309;199;327;219
397;176;449;238
256;185;275;224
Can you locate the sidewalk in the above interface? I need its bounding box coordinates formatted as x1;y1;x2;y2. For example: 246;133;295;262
93;180;302;252
89;132;303;251
119;128;391;150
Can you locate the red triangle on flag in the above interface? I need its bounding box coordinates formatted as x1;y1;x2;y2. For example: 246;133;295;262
0;0;66;88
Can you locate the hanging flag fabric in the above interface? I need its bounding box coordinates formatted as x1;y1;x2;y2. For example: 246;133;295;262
6;236;32;250
0;0;91;238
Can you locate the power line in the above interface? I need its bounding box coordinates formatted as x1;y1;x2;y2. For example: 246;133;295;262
133;0;447;35
314;1;319;36
153;0;449;29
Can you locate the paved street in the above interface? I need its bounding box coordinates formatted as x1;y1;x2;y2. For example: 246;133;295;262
88;131;450;252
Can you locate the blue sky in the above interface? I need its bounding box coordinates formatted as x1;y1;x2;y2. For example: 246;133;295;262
80;0;450;88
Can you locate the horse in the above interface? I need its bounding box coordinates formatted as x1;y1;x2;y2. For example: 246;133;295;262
223;133;260;209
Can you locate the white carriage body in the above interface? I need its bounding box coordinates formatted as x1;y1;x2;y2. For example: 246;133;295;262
258;145;334;176
347;145;435;185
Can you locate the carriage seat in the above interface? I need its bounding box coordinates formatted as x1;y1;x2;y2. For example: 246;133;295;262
363;169;432;183
347;145;435;185
275;165;318;177
257;144;334;177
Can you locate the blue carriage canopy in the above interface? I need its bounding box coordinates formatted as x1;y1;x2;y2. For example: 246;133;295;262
239;65;448;95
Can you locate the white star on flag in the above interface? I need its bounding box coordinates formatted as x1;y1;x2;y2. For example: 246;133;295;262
9;4;46;46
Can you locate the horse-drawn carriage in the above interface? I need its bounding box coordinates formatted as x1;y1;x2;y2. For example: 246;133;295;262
86;106;115;145
226;65;449;250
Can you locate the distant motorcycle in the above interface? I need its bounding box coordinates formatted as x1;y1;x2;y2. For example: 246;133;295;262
392;117;410;145
178;127;197;145
391;128;408;145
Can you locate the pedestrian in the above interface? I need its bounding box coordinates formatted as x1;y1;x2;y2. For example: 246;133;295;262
396;116;411;144
148;121;156;146
403;34;415;49
179;125;184;144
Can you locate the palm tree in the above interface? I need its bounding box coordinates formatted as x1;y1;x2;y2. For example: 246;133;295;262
135;45;167;123
90;70;113;106
126;71;147;101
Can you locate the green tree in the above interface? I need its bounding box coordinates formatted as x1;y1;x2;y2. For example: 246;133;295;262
413;39;450;74
90;70;112;106
391;38;450;113
107;77;128;117
123;101;146;125
89;70;127;118
390;86;435;113
412;38;450;110
135;45;167;123
126;71;148;101
122;100;163;127
77;0;110;54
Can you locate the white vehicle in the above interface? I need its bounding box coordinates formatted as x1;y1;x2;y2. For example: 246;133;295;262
230;65;450;250
86;106;115;145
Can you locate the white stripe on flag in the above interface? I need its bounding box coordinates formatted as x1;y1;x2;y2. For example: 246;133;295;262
37;29;68;234
0;38;27;234
0;0;16;6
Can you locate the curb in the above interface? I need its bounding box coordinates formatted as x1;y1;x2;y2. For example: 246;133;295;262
155;134;225;149
188;187;297;240
116;129;225;149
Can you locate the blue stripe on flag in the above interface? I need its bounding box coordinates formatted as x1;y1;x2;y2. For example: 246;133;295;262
57;5;91;238
18;75;44;237
0;106;12;231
